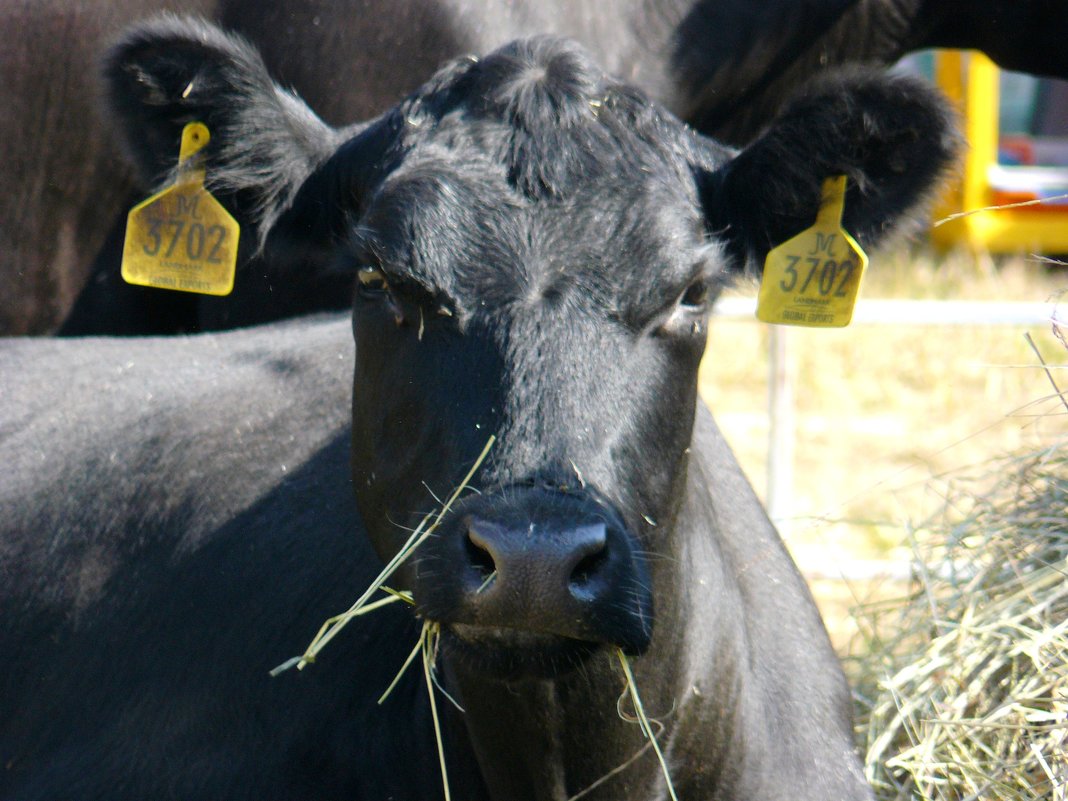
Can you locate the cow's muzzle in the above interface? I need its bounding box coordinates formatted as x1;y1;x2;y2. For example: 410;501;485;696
413;484;654;668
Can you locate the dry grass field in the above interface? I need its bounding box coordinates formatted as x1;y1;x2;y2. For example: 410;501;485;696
698;245;1066;646
700;246;1065;559
852;446;1066;800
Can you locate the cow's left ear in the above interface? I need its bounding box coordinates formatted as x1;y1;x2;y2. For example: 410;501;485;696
697;70;960;273
105;16;345;250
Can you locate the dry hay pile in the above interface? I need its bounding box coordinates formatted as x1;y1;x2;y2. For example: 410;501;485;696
855;443;1067;800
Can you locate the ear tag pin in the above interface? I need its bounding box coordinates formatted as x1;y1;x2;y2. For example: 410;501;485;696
757;175;868;327
121;122;240;296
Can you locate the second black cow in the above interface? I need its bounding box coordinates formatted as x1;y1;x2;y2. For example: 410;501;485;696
1;18;957;801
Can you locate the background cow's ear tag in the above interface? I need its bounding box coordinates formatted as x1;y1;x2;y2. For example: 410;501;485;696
121;122;240;296
756;175;868;327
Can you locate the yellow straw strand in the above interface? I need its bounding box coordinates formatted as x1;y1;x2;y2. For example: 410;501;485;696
423;623;452;801
276;436;495;673
616;649;680;801
379;627;427;705
270;591;409;675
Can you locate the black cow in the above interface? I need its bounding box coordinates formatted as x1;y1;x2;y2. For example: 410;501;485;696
4;0;1064;336
3;18;957;801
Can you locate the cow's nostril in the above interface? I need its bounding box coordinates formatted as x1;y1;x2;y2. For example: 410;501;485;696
569;543;609;598
464;528;497;580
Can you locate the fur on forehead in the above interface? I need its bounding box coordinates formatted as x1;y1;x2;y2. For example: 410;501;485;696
392;36;698;201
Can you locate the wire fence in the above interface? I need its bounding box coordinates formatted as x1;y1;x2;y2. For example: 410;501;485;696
711;297;1061;582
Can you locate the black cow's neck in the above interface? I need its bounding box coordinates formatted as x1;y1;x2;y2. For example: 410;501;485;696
447;654;669;801
442;463;747;801
448;674;572;800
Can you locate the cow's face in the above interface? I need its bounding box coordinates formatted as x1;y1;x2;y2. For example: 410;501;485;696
330;43;732;673
108;22;957;678
343;78;728;673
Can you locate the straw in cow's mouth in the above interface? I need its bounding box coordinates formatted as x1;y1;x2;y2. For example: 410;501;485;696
270;435;497;676
271;431;679;800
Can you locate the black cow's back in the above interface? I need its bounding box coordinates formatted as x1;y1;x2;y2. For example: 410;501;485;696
0;317;479;800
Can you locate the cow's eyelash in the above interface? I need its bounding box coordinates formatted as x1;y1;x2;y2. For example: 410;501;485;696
345;243;436;300
682;269;730;306
368;266;441;307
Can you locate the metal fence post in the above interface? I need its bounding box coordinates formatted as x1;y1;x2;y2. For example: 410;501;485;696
766;323;795;535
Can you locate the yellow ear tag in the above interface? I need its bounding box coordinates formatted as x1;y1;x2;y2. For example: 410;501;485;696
756;175;868;327
121;122;240;296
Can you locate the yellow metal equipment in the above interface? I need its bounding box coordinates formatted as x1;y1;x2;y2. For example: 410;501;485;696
932;51;1068;253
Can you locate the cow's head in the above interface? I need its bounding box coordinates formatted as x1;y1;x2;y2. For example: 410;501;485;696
109;18;956;678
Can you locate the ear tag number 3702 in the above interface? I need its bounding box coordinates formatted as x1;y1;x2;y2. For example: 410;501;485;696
121;122;240;296
757;175;868;327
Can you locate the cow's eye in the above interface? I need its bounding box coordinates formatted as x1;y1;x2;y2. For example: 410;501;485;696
679;278;710;310
357;266;390;296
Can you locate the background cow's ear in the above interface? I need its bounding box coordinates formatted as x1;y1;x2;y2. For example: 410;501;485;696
698;69;960;273
105;15;341;247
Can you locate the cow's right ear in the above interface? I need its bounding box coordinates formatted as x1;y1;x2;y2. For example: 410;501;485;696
696;69;960;274
105;15;341;247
